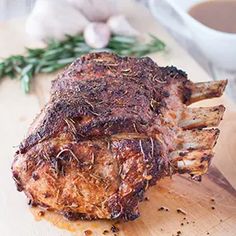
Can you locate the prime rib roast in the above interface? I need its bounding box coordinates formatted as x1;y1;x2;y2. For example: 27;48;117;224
12;52;227;221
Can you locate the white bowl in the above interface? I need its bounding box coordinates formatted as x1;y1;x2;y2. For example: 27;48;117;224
149;0;236;71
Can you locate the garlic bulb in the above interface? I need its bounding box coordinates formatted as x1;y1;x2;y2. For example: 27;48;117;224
84;23;111;49
26;0;89;41
107;15;139;37
66;0;117;22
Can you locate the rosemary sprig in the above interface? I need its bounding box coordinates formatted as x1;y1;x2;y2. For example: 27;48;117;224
0;34;165;93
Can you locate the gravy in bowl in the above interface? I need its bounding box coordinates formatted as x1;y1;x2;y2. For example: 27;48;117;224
189;0;236;34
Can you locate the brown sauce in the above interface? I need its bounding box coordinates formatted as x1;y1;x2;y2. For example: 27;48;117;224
189;0;236;33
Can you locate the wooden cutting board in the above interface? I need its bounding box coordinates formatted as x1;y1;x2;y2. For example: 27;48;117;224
0;1;236;236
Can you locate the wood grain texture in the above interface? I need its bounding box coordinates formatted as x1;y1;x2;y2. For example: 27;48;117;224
0;0;235;235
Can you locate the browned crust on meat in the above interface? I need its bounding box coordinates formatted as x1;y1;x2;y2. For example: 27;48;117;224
19;53;188;154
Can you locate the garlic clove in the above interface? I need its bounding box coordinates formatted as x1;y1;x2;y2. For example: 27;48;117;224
26;0;89;42
84;23;111;49
107;15;139;37
66;0;117;22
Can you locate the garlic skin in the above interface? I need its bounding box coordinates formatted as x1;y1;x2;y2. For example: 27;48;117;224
66;0;117;22
84;23;111;49
26;0;89;41
107;15;139;37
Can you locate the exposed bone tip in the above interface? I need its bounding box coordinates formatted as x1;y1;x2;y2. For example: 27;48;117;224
170;149;213;177
180;105;225;130
214;128;220;136
220;79;228;89
188;80;228;104
216;104;226;118
181;128;220;150
218;104;226;110
215;80;227;97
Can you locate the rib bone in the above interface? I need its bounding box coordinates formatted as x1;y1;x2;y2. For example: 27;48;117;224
188;80;227;104
179;129;220;150
179;105;225;129
170;149;213;176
